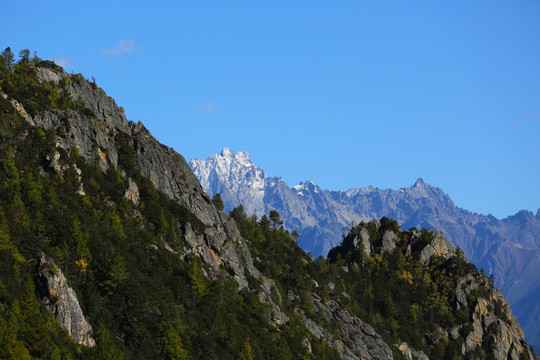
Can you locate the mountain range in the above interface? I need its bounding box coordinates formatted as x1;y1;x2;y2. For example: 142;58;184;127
190;148;540;351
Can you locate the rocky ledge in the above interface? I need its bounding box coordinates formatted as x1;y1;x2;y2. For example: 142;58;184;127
35;253;95;347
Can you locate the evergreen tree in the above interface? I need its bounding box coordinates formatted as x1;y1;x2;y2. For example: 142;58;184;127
212;193;224;211
1;47;15;68
164;321;189;360
18;49;30;65
239;337;254;360
269;210;283;230
259;214;271;231
291;230;300;242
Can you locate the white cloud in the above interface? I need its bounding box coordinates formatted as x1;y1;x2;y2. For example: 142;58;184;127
100;39;144;57
197;102;221;114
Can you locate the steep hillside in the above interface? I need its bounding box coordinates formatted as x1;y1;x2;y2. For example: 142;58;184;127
190;148;540;350
0;49;534;359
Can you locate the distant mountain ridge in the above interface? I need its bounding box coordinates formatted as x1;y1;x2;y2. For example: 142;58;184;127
190;148;540;351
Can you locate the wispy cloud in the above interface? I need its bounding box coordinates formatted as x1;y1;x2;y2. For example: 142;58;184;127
197;102;221;114
522;110;538;120
100;39;145;57
53;57;74;69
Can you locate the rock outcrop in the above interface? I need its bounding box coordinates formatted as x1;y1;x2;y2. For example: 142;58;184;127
419;231;455;263
36;253;95;347
398;342;429;360
381;230;397;254
352;227;371;257
328;220;535;360
297;297;393;360
315;300;393;360
454;274;532;359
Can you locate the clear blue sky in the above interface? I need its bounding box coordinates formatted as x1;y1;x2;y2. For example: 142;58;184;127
4;1;540;219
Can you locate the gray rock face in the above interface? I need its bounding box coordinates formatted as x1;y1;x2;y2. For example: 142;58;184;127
454;274;533;359
381;230;397;254
258;278;289;325
124;177;140;205
36;67;129;132
299;299;393;360
36;253;95;347
35;66;64;84
419;231;455;263
323;302;393;360
190;150;540;351
32;109;119;170
352;227;371;257
398;342;428;360
0;91;33;123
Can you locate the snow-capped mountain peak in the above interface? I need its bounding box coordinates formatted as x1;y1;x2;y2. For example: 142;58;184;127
189;148;268;214
220;147;233;157
293;180;321;194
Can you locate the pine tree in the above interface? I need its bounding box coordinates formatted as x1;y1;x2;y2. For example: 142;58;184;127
239;337;254;360
164;322;189;360
212;193;224;211
1;47;15;68
269;210;283;230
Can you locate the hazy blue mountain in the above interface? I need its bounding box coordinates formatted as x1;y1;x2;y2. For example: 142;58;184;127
190;148;540;351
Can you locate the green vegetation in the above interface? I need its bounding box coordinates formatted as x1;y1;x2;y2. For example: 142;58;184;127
0;47;94;118
211;193;224;211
